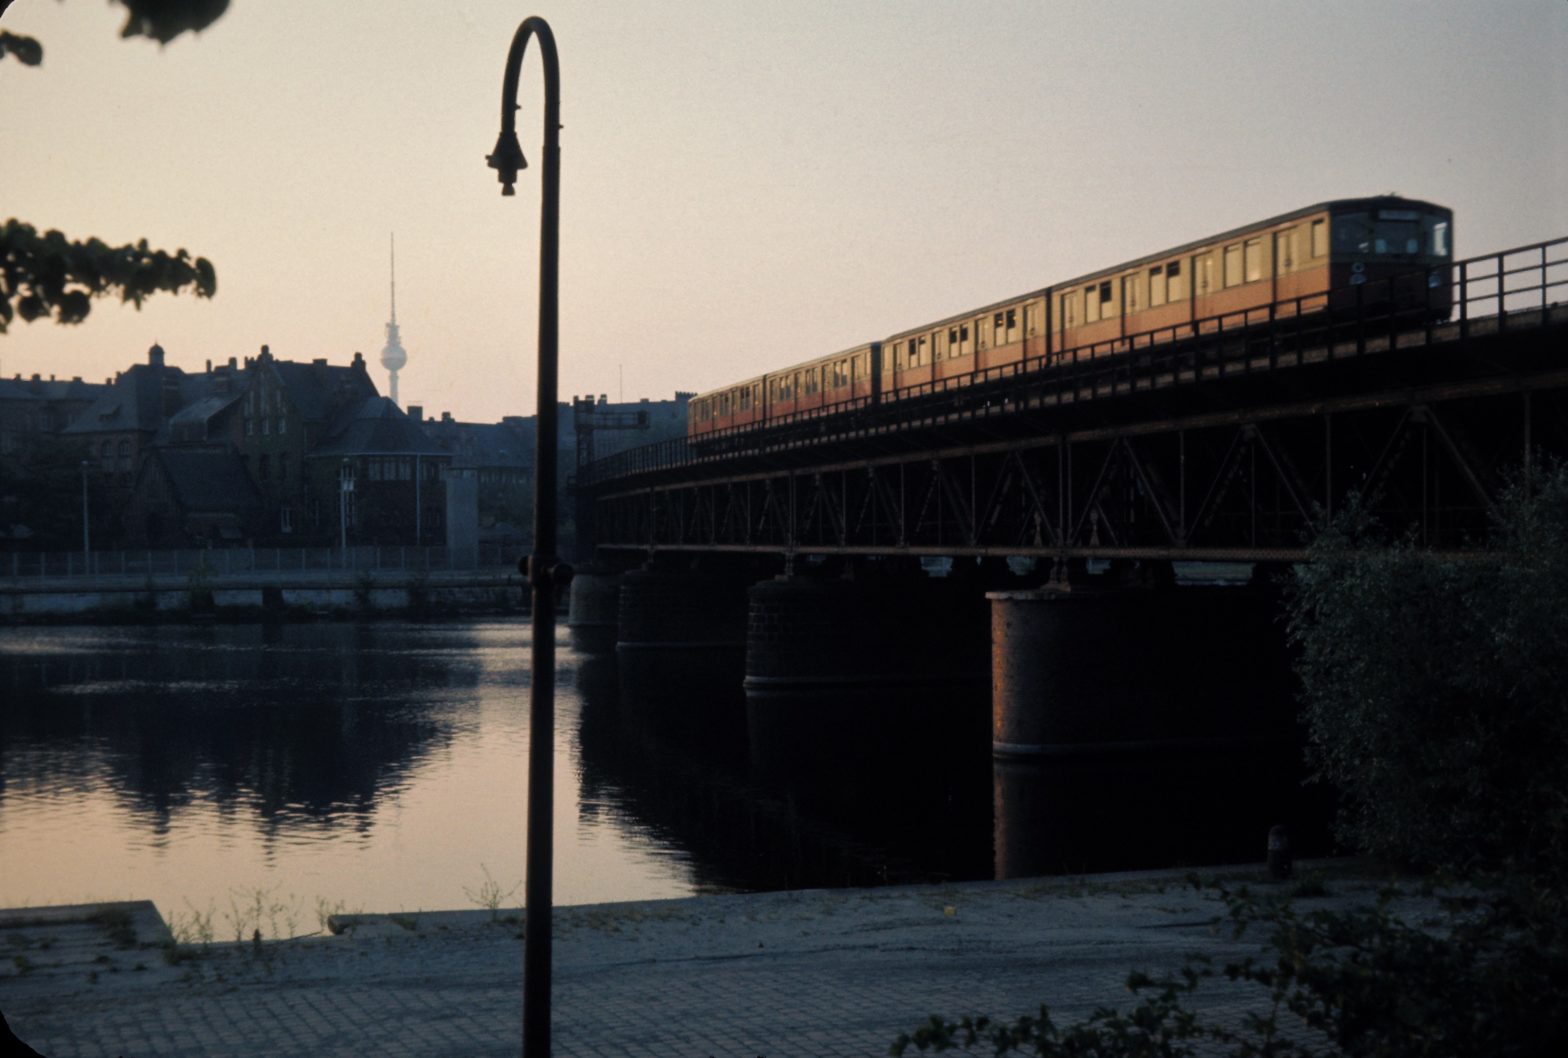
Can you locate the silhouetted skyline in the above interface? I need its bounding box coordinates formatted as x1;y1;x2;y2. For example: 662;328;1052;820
3;0;1564;423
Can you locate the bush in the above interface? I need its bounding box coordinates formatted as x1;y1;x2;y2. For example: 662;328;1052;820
1286;462;1568;879
892;879;1568;1058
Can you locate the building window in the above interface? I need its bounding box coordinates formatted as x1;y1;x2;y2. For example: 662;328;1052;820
245;419;253;437
278;415;287;435
261;416;270;435
280;454;288;481
258;454;270;480
281;507;292;533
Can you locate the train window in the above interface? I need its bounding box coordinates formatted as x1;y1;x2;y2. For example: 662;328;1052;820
1149;266;1167;307
1025;303;1038;335
1123;274;1140;314
1244;239;1264;283
740;388;751;410
1223;243;1244;288
1005;308;1018;339
1275;230;1297;276
1084;287;1099;324
1311;220;1328;258
1431;220;1449;256
1195;254;1213;294
1167;260;1185;300
959;324;970;356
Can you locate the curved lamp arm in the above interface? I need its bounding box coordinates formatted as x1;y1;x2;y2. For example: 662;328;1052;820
487;16;560;196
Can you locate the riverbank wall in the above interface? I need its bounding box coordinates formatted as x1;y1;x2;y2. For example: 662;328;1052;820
0;567;525;620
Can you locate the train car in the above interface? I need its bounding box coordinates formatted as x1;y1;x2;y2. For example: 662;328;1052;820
688;373;765;440
688;196;1453;444
1053;196;1452;357
882;293;1049;398
766;343;878;422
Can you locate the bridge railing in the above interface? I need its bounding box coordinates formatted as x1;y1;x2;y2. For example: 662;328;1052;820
1;543;522;581
580;235;1567;488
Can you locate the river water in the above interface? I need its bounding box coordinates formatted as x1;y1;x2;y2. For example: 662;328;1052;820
0;618;1322;930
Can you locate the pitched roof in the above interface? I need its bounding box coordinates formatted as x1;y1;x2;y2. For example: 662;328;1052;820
421;418;532;469
269;356;377;424
148;449;262;513
310;397;444;457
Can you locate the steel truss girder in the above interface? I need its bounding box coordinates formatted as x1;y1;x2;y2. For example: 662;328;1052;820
591;366;1568;561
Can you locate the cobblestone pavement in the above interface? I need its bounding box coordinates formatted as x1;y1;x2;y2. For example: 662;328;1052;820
1;865;1374;1057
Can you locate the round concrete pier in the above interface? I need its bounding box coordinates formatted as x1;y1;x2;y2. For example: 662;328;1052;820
744;573;990;790
616;564;752;737
566;569;622;653
989;583;1292;758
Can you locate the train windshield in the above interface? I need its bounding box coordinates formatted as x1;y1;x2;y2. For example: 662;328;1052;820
1334;210;1451;259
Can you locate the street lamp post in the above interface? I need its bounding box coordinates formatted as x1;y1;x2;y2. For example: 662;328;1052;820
80;460;90;567
487;16;566;1058
339;459;354;559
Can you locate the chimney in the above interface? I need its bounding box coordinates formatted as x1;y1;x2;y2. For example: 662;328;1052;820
258;344;272;360
407;405;423;423
206;359;212;373
351;351;366;372
441;411;453;423
228;357;238;370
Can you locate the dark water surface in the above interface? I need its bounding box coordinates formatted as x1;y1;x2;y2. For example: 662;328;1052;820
0;619;1322;926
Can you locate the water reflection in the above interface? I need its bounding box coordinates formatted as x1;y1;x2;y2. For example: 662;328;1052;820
1;624;470;841
0;619;1326;918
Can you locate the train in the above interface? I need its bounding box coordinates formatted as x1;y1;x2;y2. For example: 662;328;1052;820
688;195;1454;441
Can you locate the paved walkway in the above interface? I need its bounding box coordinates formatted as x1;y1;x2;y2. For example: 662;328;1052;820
1;863;1377;1057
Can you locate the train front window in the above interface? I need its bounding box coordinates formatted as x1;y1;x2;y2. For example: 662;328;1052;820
1429;219;1450;257
1334;211;1436;258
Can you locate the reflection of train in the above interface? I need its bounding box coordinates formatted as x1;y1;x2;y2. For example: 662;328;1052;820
689;196;1453;440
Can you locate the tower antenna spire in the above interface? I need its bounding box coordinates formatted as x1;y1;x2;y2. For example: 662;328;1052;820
379;232;408;405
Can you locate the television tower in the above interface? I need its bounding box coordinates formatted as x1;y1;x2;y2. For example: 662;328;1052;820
380;234;408;405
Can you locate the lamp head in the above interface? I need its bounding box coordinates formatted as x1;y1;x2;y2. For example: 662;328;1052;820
486;128;528;196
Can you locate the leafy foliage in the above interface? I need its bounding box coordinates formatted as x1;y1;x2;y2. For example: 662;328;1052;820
0;0;229;58
893;880;1568;1058
0;29;44;65
3;0;227;332
1286;463;1568;878
0;220;216;333
115;0;230;44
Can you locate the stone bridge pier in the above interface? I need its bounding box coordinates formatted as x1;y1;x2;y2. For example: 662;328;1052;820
742;559;1001;797
988;562;1304;877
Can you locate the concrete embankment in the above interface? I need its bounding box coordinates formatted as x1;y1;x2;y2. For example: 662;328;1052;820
0;567;525;619
0;861;1396;1058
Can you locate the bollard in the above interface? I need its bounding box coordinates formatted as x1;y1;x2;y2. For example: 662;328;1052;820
1266;824;1293;880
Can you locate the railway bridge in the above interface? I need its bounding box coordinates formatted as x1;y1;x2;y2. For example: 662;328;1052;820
566;237;1567;813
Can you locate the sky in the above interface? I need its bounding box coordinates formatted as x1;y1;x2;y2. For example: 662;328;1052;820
2;0;1565;424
